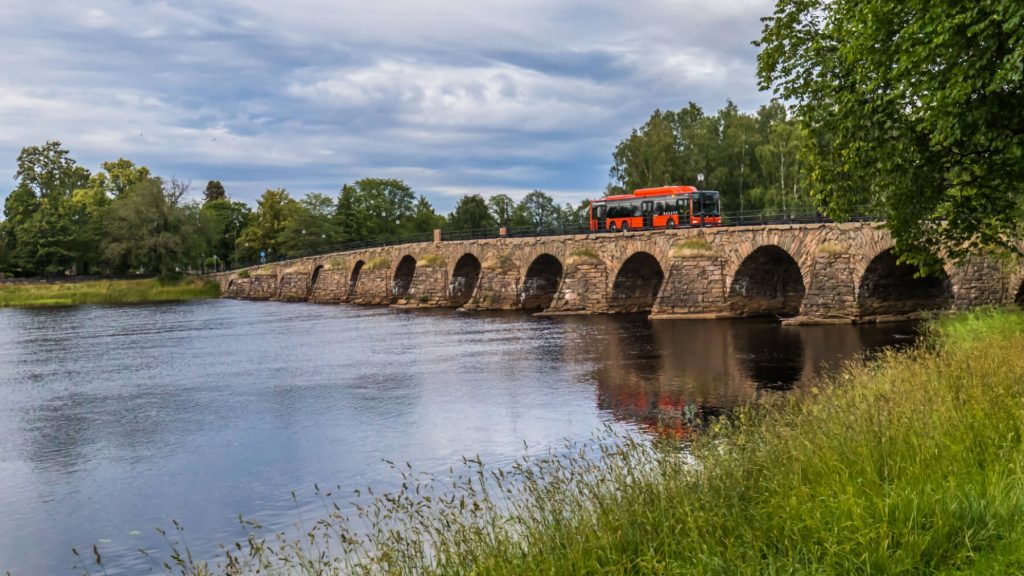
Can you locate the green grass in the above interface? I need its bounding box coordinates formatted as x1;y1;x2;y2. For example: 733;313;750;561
0;278;221;308
671;238;715;257
104;310;1024;575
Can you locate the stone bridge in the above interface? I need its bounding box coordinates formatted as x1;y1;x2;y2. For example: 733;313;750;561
213;223;1024;323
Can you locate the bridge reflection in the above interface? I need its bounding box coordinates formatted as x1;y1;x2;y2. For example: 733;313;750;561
558;315;918;439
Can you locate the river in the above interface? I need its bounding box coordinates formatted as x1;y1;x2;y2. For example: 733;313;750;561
0;300;917;574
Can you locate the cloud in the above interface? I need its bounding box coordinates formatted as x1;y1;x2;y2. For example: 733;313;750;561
0;0;775;209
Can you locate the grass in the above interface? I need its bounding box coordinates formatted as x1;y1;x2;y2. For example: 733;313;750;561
570;248;601;261
418;254;446;268
0;278;221;308
91;309;1024;575
364;256;391;271
671;238;715;257
483;255;517;272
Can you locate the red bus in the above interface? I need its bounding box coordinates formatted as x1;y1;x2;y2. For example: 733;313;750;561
588;186;721;232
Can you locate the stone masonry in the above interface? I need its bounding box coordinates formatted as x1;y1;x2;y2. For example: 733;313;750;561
212;223;1024;323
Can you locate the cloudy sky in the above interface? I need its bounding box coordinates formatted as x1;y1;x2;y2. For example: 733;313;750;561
0;0;775;212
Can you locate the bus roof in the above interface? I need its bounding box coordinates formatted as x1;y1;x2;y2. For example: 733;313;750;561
602;185;699;202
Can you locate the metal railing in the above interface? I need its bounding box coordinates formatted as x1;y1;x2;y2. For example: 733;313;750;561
220;207;879;272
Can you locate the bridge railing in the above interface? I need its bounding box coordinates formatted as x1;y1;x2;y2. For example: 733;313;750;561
218;207;879;272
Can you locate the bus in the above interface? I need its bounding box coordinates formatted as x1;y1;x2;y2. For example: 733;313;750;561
588;186;721;232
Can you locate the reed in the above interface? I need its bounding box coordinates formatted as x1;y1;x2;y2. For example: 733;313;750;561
89;309;1024;575
0;278;221;308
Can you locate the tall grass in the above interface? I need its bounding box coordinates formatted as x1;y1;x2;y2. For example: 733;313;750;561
0;278;220;308
103;310;1024;575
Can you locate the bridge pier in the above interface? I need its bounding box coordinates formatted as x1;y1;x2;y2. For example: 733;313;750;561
651;251;729;318
394;257;448;307
464;258;519;310
949;256;1012;310
795;253;858;322
546;253;606;314
309;269;348;303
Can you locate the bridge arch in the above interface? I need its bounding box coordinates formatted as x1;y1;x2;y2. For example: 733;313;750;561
392;255;417;300
521;254;563;310
449;253;482;307
728;245;805;317
1015;278;1024;307
857;249;953;317
348;259;365;300
608;252;664;313
309;265;324;295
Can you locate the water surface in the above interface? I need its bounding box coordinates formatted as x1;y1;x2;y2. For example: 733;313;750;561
0;300;917;574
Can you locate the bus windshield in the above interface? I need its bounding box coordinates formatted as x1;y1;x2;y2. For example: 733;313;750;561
693;192;720;216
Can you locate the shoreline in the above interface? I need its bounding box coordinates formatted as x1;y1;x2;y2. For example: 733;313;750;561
0;277;221;308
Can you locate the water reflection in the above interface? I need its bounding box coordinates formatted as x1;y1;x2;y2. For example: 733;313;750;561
580;316;918;438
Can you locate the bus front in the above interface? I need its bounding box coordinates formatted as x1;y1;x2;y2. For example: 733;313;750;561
690;191;721;226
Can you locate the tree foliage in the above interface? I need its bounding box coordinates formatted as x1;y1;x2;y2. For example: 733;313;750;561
756;0;1024;269
3;141;90;275
203;180;226;204
103;178;195;276
448;194;496;231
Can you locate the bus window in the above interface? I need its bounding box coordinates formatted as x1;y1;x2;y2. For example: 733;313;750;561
654;201;664;215
594;205;606;219
698;192;720;215
677;198;689;215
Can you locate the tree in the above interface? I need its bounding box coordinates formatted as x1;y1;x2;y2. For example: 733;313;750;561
3;141;90;275
78;158;151;200
70;158;152;274
335;183;370;243
236;188;299;263
358;178;416;239
0;220;8;273
487;194;516;228
756;0;1024;269
404;195;445;235
103;178;194;275
512;190;560;229
447;194;496;231
278;193;343;257
198;199;251;268
203;180;226;204
557;201;588;229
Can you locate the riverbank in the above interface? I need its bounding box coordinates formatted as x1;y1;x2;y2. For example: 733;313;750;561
0;277;220;308
126;309;1024;575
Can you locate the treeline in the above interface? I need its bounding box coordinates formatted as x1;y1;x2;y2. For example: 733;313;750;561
609;101;813;214
0;142;587;277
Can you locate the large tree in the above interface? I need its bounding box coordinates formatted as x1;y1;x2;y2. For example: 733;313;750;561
203;180;226;204
757;0;1024;269
103;178;195;275
236;188;299;263
511;190;561;230
278;193;343;257
70;158;152;274
487;194;516;228
404;195;445;235
447;194;496;231
335;178;417;240
3;141;90;275
198;199;251;268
